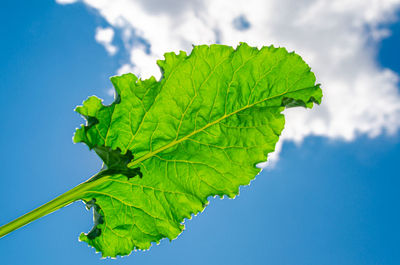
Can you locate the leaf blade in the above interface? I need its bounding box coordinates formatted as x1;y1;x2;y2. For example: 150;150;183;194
75;43;322;257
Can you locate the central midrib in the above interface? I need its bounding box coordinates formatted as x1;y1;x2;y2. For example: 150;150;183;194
127;85;317;168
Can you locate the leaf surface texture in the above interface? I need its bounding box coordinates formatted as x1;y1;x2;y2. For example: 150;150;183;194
74;43;322;257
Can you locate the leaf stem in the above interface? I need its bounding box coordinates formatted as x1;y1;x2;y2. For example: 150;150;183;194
0;177;101;239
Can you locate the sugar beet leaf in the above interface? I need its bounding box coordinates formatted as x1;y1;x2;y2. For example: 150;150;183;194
0;43;322;258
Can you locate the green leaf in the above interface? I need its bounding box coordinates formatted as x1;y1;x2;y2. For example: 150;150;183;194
74;43;322;257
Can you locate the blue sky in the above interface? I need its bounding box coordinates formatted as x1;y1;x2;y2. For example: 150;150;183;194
0;1;400;264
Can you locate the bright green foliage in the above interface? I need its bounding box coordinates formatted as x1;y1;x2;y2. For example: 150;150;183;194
73;43;322;257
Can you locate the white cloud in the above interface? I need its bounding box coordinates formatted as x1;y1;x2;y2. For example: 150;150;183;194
55;0;78;4
58;0;400;165
95;27;117;55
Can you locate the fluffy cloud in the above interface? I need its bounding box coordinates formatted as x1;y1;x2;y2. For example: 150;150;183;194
55;0;78;4
95;27;117;55
58;0;400;165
